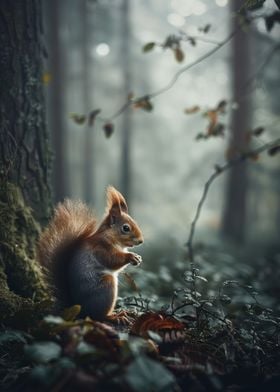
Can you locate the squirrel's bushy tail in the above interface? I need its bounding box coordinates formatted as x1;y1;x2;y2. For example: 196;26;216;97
38;199;97;267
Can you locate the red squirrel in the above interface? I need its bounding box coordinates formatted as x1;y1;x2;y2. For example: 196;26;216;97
38;186;144;321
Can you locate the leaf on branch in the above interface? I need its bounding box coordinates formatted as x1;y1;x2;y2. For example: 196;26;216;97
88;109;101;126
163;35;181;49
70;113;87;125
210;123;225;137
268;145;280;156
134;96;153;112
103;122;114;138
252;126;265;136
199;24;211;33
195;132;207;140
206;110;218;135
216;99;227;113
184;105;200;114
142;42;156;53
188;37;196;46
214;164;223;173
244;0;266;11
174;47;185;62
265;11;280;31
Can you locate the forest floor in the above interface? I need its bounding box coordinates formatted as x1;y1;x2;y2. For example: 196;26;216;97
1;244;280;391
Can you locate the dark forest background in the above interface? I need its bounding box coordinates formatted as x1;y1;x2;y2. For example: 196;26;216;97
43;0;280;303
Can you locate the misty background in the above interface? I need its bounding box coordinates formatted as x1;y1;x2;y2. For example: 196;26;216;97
43;0;280;294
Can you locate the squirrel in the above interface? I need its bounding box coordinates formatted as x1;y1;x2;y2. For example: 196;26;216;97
37;186;144;322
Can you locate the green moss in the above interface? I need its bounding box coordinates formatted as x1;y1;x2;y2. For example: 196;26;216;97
0;181;51;325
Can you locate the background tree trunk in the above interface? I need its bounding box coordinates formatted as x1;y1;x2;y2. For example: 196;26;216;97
221;1;251;243
120;0;132;205
0;0;51;222
82;0;96;204
0;0;50;324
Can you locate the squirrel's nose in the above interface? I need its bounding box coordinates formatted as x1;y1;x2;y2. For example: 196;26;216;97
138;238;144;245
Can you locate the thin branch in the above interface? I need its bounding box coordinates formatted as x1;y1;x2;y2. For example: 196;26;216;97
187;36;222;46
90;13;276;126
100;30;236;123
186;137;280;265
149;31;236;99
241;42;280;95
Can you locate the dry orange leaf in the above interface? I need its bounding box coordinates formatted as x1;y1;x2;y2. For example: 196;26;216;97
206;110;218;135
184;105;200;114
131;312;185;339
174;47;185;63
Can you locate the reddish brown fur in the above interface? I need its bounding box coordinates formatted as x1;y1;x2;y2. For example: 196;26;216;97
38;199;97;267
37;186;143;318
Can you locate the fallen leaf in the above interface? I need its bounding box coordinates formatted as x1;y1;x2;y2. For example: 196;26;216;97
131;312;185;340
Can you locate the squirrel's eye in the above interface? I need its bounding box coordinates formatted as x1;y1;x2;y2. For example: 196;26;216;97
121;224;131;233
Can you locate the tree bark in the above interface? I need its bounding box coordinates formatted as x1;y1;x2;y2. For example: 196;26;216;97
0;0;50;325
221;2;251;243
48;0;68;202
0;0;51;223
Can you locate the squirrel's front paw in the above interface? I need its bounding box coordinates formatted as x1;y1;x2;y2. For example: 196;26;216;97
128;252;142;266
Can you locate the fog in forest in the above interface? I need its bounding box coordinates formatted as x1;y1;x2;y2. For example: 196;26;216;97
44;0;279;254
1;0;280;390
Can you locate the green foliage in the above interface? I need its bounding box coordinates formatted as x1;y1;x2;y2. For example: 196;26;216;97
142;42;156;52
24;342;62;364
134;96;154;112
142;34;186;63
1;245;280;391
125;355;175;392
103;122;115;138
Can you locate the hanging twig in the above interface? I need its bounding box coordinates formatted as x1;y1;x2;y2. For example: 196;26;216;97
99;30;236;123
186;136;280;265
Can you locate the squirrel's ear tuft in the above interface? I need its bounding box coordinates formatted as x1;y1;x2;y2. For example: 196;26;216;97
106;186;128;217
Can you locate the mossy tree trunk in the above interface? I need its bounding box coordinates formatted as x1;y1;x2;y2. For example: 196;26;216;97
0;0;51;325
